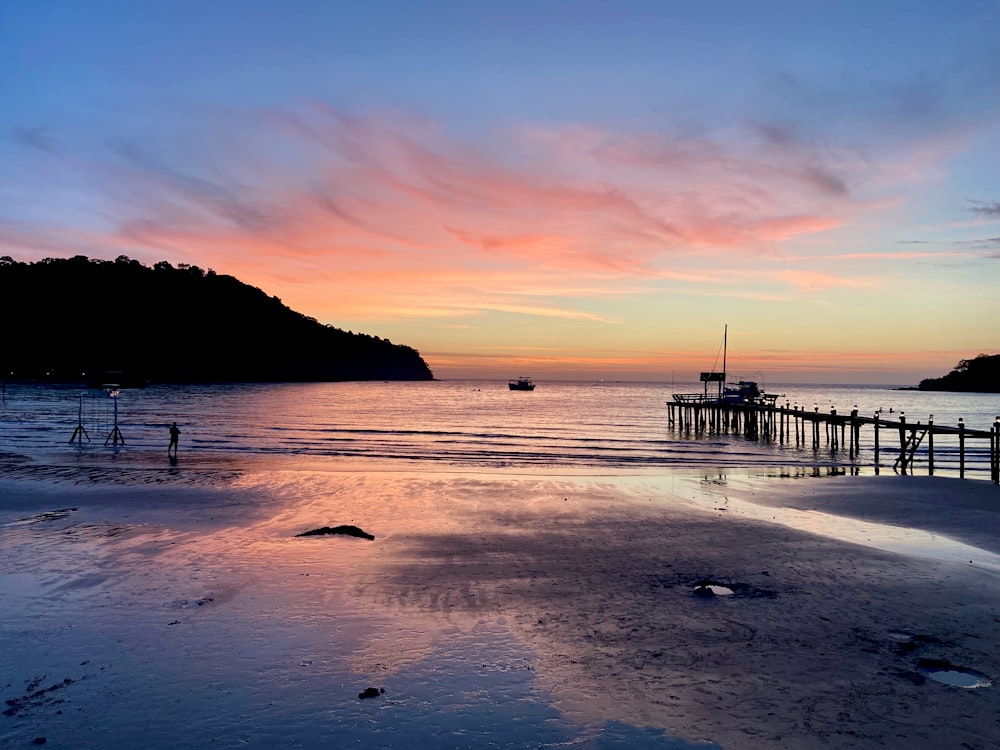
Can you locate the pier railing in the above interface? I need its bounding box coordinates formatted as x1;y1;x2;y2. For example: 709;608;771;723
666;400;1000;483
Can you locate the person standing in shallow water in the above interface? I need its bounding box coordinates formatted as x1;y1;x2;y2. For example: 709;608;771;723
168;422;180;457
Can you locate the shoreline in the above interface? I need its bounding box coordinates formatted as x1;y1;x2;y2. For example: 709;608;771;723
2;464;999;748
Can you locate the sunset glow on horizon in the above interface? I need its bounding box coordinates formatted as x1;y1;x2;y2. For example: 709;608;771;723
2;1;998;383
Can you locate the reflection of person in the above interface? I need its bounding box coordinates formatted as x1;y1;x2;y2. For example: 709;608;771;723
168;422;180;456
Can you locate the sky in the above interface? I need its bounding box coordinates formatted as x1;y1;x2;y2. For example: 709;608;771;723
2;0;998;384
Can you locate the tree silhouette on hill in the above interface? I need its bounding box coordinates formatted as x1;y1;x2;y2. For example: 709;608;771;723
918;354;1000;393
0;255;433;384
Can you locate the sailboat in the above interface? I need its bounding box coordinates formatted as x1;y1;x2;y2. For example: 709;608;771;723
671;325;776;406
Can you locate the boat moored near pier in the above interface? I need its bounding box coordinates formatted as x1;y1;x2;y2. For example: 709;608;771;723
671;325;777;407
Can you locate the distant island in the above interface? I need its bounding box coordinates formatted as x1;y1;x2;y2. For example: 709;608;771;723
918;354;1000;393
0;255;434;384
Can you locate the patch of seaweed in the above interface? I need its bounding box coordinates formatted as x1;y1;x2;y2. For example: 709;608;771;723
3;676;77;717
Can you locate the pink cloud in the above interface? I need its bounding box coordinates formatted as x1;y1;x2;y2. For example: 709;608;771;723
4;103;895;325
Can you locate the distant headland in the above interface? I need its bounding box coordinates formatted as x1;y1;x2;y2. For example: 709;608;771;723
0;255;434;384
917;354;1000;393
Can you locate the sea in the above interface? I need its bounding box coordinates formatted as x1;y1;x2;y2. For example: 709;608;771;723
2;380;998;480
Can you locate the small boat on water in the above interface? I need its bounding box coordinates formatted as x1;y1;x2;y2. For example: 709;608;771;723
508;377;535;391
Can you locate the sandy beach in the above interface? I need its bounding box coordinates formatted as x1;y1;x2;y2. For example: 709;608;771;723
2;464;999;748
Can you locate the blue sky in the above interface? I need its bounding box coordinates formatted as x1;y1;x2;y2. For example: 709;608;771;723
2;1;999;382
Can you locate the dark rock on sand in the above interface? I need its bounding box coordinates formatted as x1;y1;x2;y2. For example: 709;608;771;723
297;525;374;540
358;687;385;700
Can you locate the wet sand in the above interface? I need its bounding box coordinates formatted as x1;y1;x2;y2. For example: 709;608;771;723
1;466;999;748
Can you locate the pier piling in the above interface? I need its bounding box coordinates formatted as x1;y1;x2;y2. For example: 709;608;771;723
667;397;998;483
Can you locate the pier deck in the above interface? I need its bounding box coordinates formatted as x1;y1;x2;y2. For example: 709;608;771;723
667;399;1000;483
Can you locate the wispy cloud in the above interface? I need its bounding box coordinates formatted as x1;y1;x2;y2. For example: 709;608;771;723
775;269;875;292
785;249;962;261
967;199;1000;217
11;126;59;155
7;105;861;260
0;100;980;331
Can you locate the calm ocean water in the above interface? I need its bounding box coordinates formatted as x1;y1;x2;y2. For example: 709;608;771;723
2;380;998;479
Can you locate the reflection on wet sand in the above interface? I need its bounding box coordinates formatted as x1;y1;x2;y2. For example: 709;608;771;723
329;472;1000;749
2;469;999;749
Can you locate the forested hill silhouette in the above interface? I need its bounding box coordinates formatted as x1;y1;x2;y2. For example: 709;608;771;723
0;255;434;384
918;354;1000;393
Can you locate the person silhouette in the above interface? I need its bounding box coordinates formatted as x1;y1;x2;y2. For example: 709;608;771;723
168;422;180;457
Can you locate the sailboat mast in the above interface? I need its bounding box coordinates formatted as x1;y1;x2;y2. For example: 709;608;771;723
721;324;728;398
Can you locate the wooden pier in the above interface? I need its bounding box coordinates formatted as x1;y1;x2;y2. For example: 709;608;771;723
667;398;1000;483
